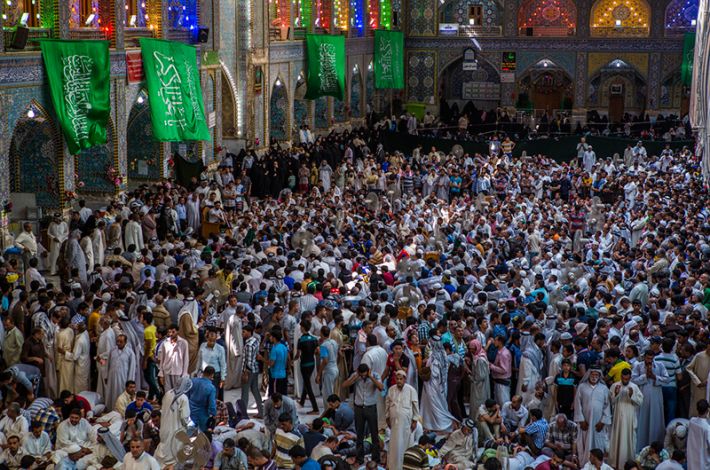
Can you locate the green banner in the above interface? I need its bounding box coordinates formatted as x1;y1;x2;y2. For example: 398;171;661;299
305;34;346;100
681;32;696;86
39;39;110;155
139;38;211;142
374;29;404;90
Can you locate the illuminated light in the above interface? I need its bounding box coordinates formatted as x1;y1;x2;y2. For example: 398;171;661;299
5;0;11;5
36;13;39;18
692;19;697;25
615;19;621;26
27;109;35;118
275;78;281;86
137;96;145;105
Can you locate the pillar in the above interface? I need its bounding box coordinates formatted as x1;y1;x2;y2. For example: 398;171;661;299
113;0;125;48
648;52;661;110
55;0;70;39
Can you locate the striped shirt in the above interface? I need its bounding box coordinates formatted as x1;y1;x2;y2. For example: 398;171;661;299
274;428;304;469
655;353;681;387
243;335;260;373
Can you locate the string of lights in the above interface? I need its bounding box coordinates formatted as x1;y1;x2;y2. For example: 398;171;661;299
379;0;390;29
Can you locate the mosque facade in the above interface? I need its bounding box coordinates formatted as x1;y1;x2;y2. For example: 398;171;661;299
0;0;697;208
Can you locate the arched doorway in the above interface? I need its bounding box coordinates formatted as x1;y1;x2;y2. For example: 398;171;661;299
315;96;329;129
293;71;309;139
221;64;239;139
439;56;501;118
9;101;61;209
351;65;363;118
76;117;117;194
127;90;163;181
270;77;288;142
588;59;647;125
516;59;573;115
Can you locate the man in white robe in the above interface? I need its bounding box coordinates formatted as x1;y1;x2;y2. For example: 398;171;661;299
319;162;333;193
56;410;95;468
632;350;669;451
47;213;68;276
22;421;53;462
95;317;115;400
687;399;710;470
222;298;244;390
71;322;91;394
90;223;105;267
124;214;144;251
385;370;419;469
574;369;611;466
439;418;478;468
104;334;136;412
608;368;644;469
56;319;75;394
516;334;544;404
154;378;192;466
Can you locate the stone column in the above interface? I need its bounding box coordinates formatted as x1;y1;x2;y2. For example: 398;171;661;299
215;70;223;152
55;0;70;39
576;0;590;37
0;0;5;52
502;0;517;36
573;51;587;126
648;52;661;110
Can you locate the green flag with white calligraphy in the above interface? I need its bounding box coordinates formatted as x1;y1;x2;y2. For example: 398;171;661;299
374;29;404;89
305;34;346;100
139;38;211;141
681;32;696;86
39;39;110;155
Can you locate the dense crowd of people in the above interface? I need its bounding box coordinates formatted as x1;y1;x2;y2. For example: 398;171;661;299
0;123;709;470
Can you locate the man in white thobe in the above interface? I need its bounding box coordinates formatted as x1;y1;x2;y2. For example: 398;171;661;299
22;421;53;462
123;438;160;470
632;351;669;451
439;418;478;468
104;334;136;412
574;369;611;466
71;322;91;394
47;213;69;275
687;399;710;470
154;378;192;466
96;317;115;400
56;410;94;468
608;368;644;469
124;214;144;251
222;299;244;390
385;370;420;469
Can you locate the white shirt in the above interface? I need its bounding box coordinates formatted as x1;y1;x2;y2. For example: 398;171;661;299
123;451;161;470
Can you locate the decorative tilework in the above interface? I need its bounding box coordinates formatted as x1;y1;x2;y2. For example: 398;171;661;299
270;81;289;141
588;52;649;77
76;120;116;194
406;50;437;103
517;51;577;78
575;51;587;106
315;96;329;128
440;0;499;28
127;93;163;181
9;105;61;208
404;37;683;52
648;51;661;108
351;70;362;117
407;0;436;36
334;98;347;122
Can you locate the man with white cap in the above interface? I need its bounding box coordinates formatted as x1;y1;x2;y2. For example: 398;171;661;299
574;368;611;466
664;418;689;454
439;418;477;468
385;369;419;469
56;409;94;468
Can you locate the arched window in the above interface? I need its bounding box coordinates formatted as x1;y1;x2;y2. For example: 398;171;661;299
590;0;650;37
665;0;698;36
270;78;288;142
518;0;576;36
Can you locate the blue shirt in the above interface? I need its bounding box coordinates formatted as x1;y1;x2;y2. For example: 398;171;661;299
269;342;288;379
333;402;355;431
302;459;320;470
524;418;549;449
197;342;227;374
189;377;217;432
126;401;153;416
